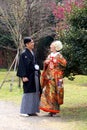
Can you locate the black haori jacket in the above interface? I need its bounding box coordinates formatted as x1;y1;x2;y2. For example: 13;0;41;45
17;48;42;94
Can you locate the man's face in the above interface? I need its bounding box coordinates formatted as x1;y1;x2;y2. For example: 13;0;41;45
26;40;34;50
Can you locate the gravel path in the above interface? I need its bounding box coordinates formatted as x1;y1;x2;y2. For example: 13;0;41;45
0;101;71;130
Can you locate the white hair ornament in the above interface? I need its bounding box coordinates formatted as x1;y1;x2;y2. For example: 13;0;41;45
53;40;63;51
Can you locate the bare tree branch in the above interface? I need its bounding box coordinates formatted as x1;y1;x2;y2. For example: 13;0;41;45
0;0;27;49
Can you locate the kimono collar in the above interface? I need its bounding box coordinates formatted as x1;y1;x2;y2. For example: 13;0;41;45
25;48;34;56
50;52;60;57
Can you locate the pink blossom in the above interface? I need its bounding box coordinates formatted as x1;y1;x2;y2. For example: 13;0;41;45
51;0;84;20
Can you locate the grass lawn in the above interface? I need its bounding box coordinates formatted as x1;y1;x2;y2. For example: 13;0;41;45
61;75;87;130
0;70;87;130
0;70;22;104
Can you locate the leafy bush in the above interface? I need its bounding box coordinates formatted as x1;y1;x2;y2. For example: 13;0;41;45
64;4;87;75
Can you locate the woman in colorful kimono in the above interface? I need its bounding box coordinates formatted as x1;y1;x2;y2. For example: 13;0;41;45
40;40;67;116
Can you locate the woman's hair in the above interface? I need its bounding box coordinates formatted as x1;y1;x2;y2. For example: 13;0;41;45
24;37;32;45
52;40;63;51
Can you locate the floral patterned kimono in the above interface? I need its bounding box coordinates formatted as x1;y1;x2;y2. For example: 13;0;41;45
40;52;67;113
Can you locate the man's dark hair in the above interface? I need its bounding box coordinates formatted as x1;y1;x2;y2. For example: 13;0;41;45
24;37;32;45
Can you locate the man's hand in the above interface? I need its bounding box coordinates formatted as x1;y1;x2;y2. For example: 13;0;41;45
22;77;29;82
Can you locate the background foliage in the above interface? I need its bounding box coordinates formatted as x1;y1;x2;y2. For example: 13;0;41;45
51;0;87;77
63;2;87;76
0;0;87;77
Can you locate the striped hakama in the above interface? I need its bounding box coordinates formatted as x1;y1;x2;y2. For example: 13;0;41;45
20;71;40;114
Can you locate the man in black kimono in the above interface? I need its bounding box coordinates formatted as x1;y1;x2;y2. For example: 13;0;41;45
17;37;42;116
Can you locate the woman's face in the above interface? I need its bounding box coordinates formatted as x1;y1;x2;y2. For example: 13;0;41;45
50;43;56;52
